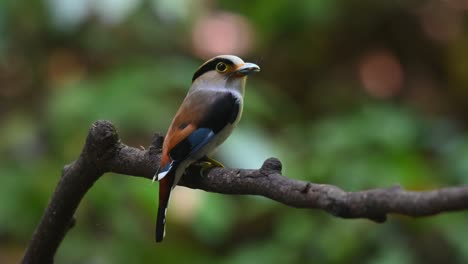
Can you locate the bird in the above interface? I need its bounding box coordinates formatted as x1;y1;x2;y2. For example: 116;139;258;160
154;55;260;242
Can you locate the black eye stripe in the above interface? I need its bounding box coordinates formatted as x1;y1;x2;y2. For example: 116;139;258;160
192;58;235;82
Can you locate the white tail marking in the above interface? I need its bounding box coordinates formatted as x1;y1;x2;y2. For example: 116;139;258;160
157;170;169;181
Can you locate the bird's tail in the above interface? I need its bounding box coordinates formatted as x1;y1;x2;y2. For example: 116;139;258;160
155;171;175;242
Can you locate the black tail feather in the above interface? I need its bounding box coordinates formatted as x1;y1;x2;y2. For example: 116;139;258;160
155;207;167;242
155;170;175;243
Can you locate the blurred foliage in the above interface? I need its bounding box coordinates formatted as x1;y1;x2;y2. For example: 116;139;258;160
1;0;468;263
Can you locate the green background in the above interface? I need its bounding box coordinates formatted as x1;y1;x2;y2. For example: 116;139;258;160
1;0;468;263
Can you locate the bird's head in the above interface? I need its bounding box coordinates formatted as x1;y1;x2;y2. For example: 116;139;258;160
191;55;260;93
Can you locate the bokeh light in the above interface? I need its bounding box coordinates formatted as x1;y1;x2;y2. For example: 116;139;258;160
358;49;404;99
418;0;463;44
192;11;255;59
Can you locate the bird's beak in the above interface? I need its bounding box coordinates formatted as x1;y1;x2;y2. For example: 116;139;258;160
235;62;260;76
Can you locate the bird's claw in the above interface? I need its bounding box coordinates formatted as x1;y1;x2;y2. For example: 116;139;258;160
200;156;225;168
194;157;224;176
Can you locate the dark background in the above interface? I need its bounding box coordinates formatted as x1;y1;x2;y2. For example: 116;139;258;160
1;0;468;263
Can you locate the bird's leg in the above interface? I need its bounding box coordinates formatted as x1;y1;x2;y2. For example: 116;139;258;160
193;156;224;176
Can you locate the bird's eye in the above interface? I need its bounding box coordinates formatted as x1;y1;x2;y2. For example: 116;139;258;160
216;62;228;73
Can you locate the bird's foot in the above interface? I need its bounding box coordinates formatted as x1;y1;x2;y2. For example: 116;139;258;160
194;157;224;176
200;156;225;168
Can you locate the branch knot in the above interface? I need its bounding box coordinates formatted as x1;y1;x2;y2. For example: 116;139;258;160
260;157;282;174
83;120;119;171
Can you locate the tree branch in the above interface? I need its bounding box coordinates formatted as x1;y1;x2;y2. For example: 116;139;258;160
22;120;468;263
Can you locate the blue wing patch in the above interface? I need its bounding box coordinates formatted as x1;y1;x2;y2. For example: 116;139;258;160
169;128;215;162
187;128;215;154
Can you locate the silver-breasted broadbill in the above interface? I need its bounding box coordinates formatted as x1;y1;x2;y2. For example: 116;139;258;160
154;55;260;242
